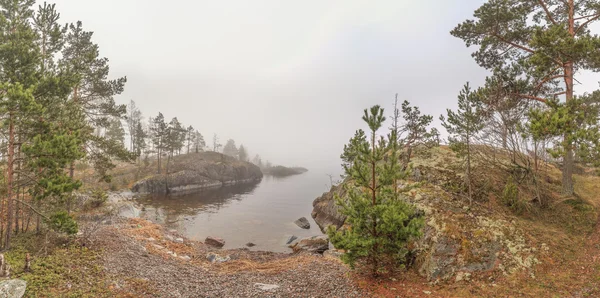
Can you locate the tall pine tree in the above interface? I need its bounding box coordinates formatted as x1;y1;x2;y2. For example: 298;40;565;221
452;0;600;194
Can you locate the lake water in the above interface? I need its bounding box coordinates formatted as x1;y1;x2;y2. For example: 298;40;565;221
125;171;336;252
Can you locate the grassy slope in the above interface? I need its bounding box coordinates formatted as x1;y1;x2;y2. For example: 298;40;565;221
357;146;600;297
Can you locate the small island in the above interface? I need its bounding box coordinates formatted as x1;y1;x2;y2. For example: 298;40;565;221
262;165;308;177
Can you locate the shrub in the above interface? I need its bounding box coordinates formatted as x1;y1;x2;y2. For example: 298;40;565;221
47;211;78;235
502;178;527;214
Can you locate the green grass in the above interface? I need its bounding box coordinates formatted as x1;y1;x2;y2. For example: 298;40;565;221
4;233;114;298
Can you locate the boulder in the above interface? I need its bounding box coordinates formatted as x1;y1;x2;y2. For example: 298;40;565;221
289;235;329;254
205;236;225;248
131;152;263;195
0;279;26;298
294;217;310;229
206;253;230;263
245;242;256;247
285;236;298;245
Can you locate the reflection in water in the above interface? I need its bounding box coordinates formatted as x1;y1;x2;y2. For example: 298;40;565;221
126;172;331;252
136;183;259;224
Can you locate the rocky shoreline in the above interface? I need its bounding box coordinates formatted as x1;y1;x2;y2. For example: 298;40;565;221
86;196;363;297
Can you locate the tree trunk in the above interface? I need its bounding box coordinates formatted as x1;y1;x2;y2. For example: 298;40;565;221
466;131;473;205
5;114;15;248
165;151;172;195
157;138;162;174
370;130;378;276
562;1;575;195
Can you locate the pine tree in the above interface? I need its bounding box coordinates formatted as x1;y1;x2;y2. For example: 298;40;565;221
61;20;134;182
185;125;195;154
105;117;125;146
397;100;436;164
328;106;424;276
252;154;263;168
223;139;238;157
0;0;85;247
133;121;147;162
193;131;205;153
238;145;248;162
212;134;221;152
440;83;485;204
150;113;167;174
452;0;600;194
127;100;142;152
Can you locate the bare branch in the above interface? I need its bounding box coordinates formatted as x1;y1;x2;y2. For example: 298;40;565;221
575;13;600;35
537;0;557;25
513;94;548;104
12;198;49;221
533;73;564;91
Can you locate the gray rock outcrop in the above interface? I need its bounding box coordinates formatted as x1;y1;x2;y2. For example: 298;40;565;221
311;154;539;282
311;184;347;233
0;279;26;298
132;152;263;195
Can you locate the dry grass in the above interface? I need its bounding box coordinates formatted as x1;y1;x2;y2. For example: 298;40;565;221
214;254;324;275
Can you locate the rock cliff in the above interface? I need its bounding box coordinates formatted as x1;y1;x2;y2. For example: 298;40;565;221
311;147;541;282
132;152;263;195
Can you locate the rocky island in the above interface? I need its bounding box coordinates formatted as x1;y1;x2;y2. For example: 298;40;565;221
262;165;308;177
131;152;263;195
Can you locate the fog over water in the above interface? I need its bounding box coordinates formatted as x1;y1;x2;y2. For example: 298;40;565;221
49;0;599;170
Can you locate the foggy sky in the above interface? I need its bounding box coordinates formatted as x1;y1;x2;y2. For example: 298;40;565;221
48;0;599;174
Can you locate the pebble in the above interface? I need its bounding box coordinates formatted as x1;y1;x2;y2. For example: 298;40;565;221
152;244;165;250
175;238;184;244
254;283;280;291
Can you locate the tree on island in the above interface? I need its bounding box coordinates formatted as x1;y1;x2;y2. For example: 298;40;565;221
223;139;238;158
212;134;221;152
238;144;248;162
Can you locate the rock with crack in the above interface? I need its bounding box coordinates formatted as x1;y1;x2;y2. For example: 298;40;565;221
289;235;329;254
206;252;230;263
0;279;26;298
205;236;225;248
254;283;280;291
294;217;311;229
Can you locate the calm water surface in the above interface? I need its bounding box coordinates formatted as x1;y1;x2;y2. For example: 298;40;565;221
125;171;335;252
